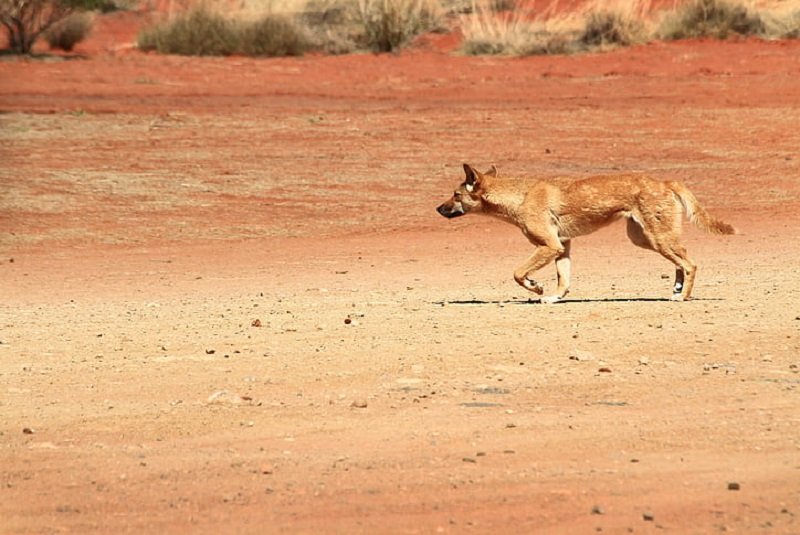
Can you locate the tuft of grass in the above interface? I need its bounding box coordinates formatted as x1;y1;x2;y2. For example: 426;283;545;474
658;0;765;40
239;14;312;56
460;2;579;55
138;7;313;56
579;10;645;47
762;7;800;39
355;0;442;52
138;8;241;56
301;0;361;54
44;12;94;52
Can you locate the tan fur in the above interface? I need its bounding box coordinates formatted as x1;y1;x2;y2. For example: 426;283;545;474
436;164;736;302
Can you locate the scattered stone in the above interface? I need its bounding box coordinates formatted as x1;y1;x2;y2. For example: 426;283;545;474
462;457;477;463
591;505;605;515
207;390;244;405
56;505;79;513
638;356;650;365
344;318;352;325
642;512;654;522
476;451;486;457
351;400;368;408
569;349;594;362
251;319;262;327
29;441;57;449
22;427;34;435
598;367;612;373
727;481;741;491
205;349;216;354
505;423;517;428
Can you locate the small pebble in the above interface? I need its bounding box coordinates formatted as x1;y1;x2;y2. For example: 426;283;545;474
727;481;740;491
598;367;612;373
351;400;367;408
591;505;605;515
642;512;654;522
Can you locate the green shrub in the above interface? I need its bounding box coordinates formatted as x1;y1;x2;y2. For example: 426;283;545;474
579;11;644;47
239;14;311;56
137;8;240;56
659;0;765;40
355;0;441;52
44;12;93;51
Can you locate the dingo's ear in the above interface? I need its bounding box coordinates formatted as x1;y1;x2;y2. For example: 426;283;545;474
463;163;482;192
485;164;497;177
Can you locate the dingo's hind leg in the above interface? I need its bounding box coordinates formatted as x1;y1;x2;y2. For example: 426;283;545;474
630;215;696;300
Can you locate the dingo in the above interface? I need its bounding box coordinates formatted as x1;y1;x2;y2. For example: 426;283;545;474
436;164;736;302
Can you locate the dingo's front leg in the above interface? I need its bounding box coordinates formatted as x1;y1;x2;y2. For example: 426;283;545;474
546;240;572;303
514;245;561;300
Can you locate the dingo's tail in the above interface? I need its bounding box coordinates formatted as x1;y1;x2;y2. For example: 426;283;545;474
669;181;736;235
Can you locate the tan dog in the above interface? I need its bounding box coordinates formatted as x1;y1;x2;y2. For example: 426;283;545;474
436;164;736;302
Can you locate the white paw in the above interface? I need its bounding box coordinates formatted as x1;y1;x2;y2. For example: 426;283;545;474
670;293;685;302
542;295;562;304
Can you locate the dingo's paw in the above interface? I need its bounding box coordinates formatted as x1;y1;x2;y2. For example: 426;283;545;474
522;278;544;295
542;295;563;304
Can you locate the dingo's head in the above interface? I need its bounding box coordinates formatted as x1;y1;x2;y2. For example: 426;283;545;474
436;163;496;219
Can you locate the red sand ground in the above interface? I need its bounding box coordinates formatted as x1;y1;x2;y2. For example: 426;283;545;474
1;13;800;535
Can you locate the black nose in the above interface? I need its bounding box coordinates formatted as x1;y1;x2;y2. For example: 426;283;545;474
436;205;448;217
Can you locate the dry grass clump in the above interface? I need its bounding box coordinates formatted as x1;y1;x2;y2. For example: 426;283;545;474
355;0;442;52
579;10;645;47
300;0;360;53
138;7;312;56
138;8;241;55
658;0;765;40
460;2;579;55
761;5;800;39
239;13;311;55
44;12;94;51
461;1;649;55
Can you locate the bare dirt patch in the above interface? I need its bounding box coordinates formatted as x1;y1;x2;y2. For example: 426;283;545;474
1;36;800;533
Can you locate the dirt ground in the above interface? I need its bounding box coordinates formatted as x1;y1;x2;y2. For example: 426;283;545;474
2;21;800;534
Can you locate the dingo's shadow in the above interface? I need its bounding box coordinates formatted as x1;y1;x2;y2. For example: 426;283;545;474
437;296;722;306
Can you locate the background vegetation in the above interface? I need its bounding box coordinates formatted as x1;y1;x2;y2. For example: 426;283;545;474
4;0;800;56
